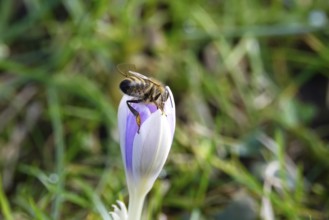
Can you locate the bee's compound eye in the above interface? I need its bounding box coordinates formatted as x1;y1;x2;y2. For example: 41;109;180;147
120;80;131;93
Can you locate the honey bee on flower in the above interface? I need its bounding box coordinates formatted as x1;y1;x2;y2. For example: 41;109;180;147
117;64;172;133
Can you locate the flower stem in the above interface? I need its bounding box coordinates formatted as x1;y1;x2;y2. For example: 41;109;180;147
127;190;147;220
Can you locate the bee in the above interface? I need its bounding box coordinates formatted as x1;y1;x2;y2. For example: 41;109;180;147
117;63;170;133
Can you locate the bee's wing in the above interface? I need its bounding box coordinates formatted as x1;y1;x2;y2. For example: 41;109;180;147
128;71;151;80
130;71;163;86
117;63;137;77
147;77;162;86
117;63;162;86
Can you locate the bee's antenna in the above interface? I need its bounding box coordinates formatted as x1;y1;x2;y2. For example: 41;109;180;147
117;63;137;76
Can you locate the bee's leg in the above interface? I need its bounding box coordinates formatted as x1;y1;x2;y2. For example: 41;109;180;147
153;93;167;116
153;93;161;106
126;99;143;133
153;93;162;111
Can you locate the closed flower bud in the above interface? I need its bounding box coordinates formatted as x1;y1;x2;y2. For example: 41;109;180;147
116;86;175;220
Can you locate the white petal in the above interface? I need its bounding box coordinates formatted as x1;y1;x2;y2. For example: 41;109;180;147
117;200;128;217
109;200;128;220
109;212;120;220
132;110;172;192
164;86;176;137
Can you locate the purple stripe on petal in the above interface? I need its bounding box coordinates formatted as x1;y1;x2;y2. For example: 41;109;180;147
125;103;152;172
146;103;157;113
125;115;138;172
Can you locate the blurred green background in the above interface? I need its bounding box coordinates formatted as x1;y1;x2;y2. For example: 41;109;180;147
1;0;329;219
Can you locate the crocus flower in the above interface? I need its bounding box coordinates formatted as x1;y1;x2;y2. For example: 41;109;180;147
112;86;175;220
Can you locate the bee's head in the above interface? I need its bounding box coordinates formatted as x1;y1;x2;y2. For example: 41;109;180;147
119;80;131;94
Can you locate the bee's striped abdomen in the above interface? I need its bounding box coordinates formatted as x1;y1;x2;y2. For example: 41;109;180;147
119;76;152;98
